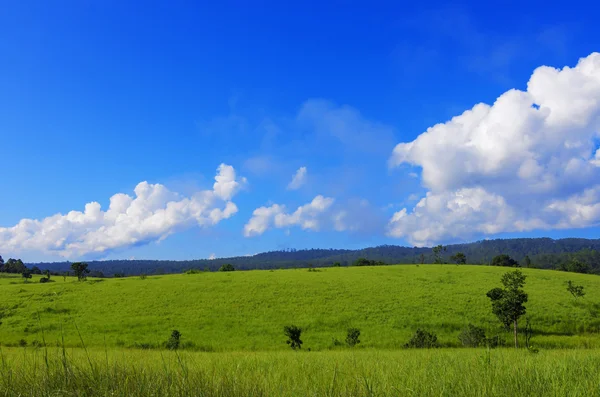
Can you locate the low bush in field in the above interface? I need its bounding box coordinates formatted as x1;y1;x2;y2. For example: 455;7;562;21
405;329;438;348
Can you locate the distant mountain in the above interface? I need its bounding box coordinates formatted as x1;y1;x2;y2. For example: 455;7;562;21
19;237;600;276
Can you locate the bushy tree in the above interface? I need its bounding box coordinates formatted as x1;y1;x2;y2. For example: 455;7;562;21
283;325;303;350
432;245;446;264
524;255;532;268
21;270;32;281
166;330;181;350
458;324;486;347
71;262;90;281
345;328;361;347
560;259;590;274
450;252;467;264
490;254;520;267
487;270;528;348
404;329;438;348
566;280;585;298
218;264;235;272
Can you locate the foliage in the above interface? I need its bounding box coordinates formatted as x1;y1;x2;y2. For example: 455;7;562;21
21;270;32;281
566;280;585;298
165;330;181;350
560;259;591;274
218;264;235;272
353;258;388;266
450;252;467;264
345;328;361;347
487;270;528;348
432;245;446;264
1;258;27;274
490;254;520;267
458;324;486;347
404;329;438;348
71;262;90;281
332;262;341;267
524;255;532;268
283;325;303;350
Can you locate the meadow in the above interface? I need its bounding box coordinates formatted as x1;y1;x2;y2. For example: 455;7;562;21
1;265;599;350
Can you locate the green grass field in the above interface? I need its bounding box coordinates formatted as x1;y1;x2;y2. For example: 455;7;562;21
1;265;599;350
1;347;599;396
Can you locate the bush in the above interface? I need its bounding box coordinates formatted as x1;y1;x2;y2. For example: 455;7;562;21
19;339;27;347
345;328;361;347
185;269;203;275
458;324;486;347
139;274;148;280
166;330;181;350
283;325;303;350
490;254;520;267
405;329;438;348
219;264;235;272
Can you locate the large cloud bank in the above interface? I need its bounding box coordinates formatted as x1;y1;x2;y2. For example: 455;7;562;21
389;52;600;246
0;164;245;258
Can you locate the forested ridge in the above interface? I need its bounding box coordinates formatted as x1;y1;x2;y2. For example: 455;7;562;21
3;237;600;276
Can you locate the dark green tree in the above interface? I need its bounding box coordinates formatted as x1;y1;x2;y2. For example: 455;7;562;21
283;325;303;350
166;330;181;350
486;270;528;348
524;255;532;268
450;252;467;264
404;329;438;348
566;280;585;298
71;262;90;281
458;324;486;347
21;269;32;281
345;328;361;347
490;254;520;267
560;259;590;274
432;245;446;264
218;264;235;272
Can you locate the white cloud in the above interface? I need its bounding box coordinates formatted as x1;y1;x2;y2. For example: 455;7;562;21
0;164;245;258
287;167;308;190
389;53;600;246
208;253;216;260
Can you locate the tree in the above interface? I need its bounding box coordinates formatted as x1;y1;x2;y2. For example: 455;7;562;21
71;262;90;281
432;245;446;264
560;259;590;274
450;252;467;265
458;324;486;347
21;269;32;281
218;264;235;272
166;330;181;350
524;255;532;268
419;253;425;264
353;258;371;266
283;325;303;350
490;254;520;267
332;262;341;267
404;329;438;348
0;255;4;268
566;280;585;298
345;328;361;347
486;270;528;348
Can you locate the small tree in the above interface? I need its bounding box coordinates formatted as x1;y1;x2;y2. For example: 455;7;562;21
524;255;532;268
21;270;32;282
486;270;528;348
419;253;425;264
332;262;341;267
166;330;181;350
490;254;520;267
283;325;303;350
404;329;438;348
432;245;446;264
458;324;486;347
218;264;235;272
566;280;585;298
71;262;90;281
345;328;361;347
450;252;467;265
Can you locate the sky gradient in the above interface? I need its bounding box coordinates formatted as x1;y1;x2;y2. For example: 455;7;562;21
1;1;599;262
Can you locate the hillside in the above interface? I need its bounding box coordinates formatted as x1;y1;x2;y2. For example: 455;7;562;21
1;265;598;350
17;237;600;276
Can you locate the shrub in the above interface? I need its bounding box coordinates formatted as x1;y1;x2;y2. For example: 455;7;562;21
19;339;27;347
219;264;235;272
166;330;181;350
458;324;486;347
185;269;202;275
345;328;361;347
332;262;341;267
283;325;303;350
404;329;438;348
490;254;520;267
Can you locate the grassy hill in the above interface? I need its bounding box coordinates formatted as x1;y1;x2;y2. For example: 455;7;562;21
1;265;599;350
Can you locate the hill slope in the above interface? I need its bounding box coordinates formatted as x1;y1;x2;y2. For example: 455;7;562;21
20;237;600;275
1;265;599;350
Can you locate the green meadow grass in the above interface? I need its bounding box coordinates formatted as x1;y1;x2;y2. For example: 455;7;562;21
1;265;599;350
1;347;599;396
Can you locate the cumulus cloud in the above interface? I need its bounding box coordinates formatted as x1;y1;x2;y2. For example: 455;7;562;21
389;52;600;246
287;167;308;190
0;164;245;258
244;196;384;237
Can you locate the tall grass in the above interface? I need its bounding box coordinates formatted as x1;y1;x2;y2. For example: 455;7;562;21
0;347;599;396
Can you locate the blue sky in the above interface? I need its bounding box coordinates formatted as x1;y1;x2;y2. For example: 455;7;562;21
1;1;600;262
